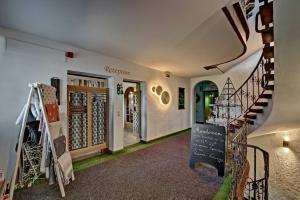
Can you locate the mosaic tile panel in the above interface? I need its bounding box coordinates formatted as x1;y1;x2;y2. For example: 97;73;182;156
69;113;82;150
133;94;140;132
69;92;88;150
70;92;87;107
92;93;107;145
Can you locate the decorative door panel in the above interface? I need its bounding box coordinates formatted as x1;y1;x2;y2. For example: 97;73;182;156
92;93;107;145
67;85;109;158
133;91;141;136
68;92;88;150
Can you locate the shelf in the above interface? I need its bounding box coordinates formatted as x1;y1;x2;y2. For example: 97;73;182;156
68;85;108;94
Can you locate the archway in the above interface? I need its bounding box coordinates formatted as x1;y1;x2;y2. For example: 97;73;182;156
194;80;219;124
124;87;135;126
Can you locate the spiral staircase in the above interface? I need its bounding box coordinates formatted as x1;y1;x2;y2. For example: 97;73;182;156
227;0;274;199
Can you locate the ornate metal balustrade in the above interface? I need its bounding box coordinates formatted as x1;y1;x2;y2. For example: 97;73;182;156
240;0;255;19
231;123;269;200
227;53;272;127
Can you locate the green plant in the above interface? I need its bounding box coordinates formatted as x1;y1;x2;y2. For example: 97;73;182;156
213;176;232;200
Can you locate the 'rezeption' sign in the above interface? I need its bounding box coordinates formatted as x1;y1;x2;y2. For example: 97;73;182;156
105;66;130;76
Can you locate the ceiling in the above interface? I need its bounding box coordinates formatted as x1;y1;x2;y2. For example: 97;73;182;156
0;0;260;77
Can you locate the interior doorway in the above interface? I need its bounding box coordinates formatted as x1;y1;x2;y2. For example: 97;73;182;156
194;80;219;124
123;81;141;147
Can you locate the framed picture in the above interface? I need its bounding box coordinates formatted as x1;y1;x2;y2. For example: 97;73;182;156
178;87;185;110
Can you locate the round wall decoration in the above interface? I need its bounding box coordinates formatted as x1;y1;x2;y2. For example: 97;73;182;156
156;86;163;95
152;86;156;93
161;91;170;104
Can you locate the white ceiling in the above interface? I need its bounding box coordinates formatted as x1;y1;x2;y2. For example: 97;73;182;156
0;0;260;77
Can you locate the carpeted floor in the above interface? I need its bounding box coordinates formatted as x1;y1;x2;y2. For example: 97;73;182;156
14;131;223;200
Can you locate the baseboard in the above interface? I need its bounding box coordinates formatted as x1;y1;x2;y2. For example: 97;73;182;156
141;128;191;144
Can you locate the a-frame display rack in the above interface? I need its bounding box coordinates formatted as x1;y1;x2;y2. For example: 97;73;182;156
9;83;74;199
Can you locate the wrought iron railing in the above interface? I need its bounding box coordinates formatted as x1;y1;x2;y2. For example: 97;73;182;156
227;53;272;127
231;123;269;200
240;0;255;19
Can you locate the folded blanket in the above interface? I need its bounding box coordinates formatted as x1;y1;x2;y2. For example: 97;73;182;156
58;152;73;185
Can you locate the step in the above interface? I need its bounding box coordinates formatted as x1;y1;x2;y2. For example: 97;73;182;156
261;27;274;44
244;114;257;119
265;74;274;81
264;85;274;90
259;93;272;99
255;101;268;107
264;62;274;71
263;46;274;59
249;108;264;113
259;1;273;26
237;118;255;125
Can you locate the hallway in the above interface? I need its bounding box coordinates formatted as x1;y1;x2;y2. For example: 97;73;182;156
14;131;222;200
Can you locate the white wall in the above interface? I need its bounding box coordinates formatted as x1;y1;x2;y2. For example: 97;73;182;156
0;28;190;178
248;130;300;200
190;50;262;125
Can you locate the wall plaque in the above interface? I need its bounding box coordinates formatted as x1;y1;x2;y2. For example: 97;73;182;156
189;124;226;176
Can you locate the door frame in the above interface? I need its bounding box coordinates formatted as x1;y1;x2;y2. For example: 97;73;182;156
123;79;147;142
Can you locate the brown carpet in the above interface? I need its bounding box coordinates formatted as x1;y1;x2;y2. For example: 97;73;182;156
14;131;222;200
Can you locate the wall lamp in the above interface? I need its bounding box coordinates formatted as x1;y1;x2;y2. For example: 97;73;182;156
283;140;289;147
283;135;290;147
204;65;224;73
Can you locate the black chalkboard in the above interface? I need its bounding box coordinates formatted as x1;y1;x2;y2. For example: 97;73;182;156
189;124;226;177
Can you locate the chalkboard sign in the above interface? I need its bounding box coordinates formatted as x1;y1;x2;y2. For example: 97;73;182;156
189;124;226;177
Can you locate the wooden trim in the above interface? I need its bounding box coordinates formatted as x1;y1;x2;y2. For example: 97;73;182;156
67;85;107;93
215;7;247;65
203;6;247;71
105;88;110;150
70;143;107;160
233;2;250;41
87;93;92;147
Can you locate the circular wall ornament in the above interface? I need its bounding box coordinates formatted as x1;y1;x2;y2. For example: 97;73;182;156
156;86;163;95
152;86;156;93
161;91;170;104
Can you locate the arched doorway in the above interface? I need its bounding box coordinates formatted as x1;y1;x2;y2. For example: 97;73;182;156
124;87;135;126
194;80;219;124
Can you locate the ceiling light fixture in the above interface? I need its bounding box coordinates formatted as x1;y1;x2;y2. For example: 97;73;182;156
204;65;224;73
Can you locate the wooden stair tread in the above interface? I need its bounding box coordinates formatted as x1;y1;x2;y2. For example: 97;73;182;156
263;46;274;59
264;62;274;71
264;85;274;90
259;1;273;26
265;74;274;81
255;101;268;106
249;108;264;113
259;93;272;99
237;118;255;125
244;114;257;120
261;27;274;44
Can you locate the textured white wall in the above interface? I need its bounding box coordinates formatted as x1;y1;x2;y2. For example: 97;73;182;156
248;130;300;200
0;28;190;178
